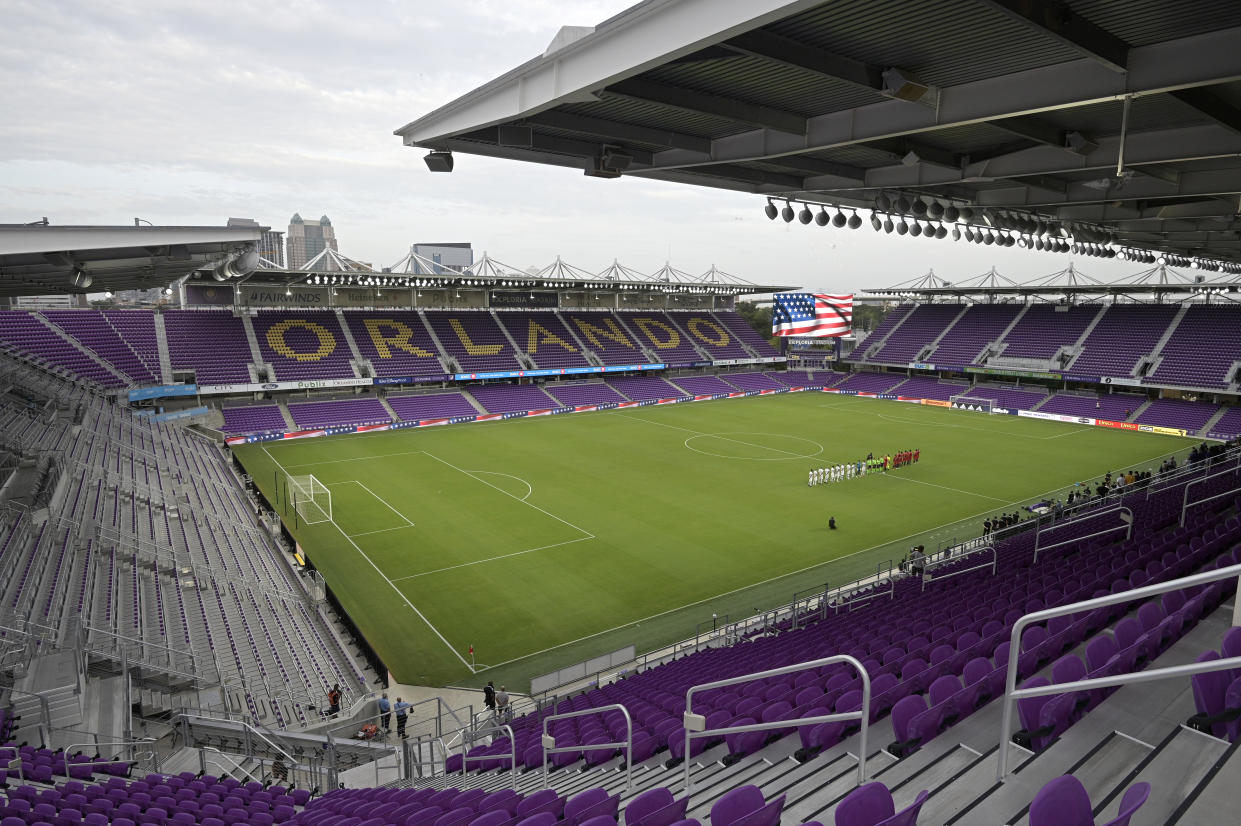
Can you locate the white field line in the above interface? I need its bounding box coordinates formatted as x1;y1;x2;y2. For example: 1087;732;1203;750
353;480;415;526
390;536;594;581
260;448;472;671
351;525;417;538
418;450;595;541
615;412;823;459
872;471;1010;503
469;470;534;501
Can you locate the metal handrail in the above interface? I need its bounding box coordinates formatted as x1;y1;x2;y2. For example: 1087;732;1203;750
180;713;299;769
1146;446;1241;497
462;723;516;790
996;561;1241;778
922;545;996;590
683;654;871;795
65;738;156;764
1180;464;1241;526
201;747;259;782
541;703;633;794
1032;505;1131;563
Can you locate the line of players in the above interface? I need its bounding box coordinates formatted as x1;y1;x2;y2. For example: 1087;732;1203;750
808;448;920;486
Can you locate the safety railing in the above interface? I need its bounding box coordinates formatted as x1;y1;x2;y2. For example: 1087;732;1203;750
1146;445;1241;498
996;561;1241;779
1180;464;1241;526
200;747;259;783
541;704;633;794
462;723;516;790
1032;505;1131;563
682;655;871;795
65;739;159;773
830;562;895;611
790;583;829;631
921;544;996;590
178;713;300;773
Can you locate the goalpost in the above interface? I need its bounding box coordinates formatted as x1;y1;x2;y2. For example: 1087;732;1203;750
948;394;994;414
287;474;332;524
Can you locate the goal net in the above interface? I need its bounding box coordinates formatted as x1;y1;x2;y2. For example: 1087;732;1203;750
948;395;994;414
288;474;331;524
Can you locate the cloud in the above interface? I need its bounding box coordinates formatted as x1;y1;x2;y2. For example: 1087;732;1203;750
0;0;1144;291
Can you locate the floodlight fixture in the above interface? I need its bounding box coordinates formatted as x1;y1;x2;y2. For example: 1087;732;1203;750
798;205;813;224
423;150;454;172
815;208;831;227
781;202;795;223
764;200;778;220
847;212;862;230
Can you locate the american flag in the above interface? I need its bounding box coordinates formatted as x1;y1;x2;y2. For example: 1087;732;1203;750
772;293;853;337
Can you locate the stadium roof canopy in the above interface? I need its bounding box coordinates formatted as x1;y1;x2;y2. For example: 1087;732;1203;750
866;262;1241;302
0;223;263;298
221;251;795;296
397;0;1241;269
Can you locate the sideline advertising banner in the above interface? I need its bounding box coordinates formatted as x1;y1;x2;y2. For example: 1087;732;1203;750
129;384;198;402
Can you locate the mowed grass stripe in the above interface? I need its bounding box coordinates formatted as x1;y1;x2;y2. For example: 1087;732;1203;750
234;392;1190;688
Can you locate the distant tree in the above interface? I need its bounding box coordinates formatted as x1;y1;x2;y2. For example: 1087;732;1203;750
735;300;774;343
852;303;888;333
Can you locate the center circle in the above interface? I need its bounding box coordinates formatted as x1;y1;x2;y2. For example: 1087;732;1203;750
683;432;825;461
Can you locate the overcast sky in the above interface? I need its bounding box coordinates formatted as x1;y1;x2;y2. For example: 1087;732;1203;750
0;0;1144;292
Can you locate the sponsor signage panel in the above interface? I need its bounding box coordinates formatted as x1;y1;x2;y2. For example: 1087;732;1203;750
199;377;373;395
152;406;208;422
1063;373;1101;384
489;291;559;309
908;362;936;371
239;285;328;307
452;363;664;381
128;384;198;402
1101;376;1143;387
223;383;1204;447
965;366;1060;380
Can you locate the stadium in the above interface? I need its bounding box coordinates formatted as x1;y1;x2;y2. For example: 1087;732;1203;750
2;1;1241;825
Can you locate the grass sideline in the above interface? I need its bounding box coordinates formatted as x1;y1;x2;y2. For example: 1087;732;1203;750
232;392;1191;690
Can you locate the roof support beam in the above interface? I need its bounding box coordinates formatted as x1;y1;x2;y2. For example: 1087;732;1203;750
866;138;960;169
1170;87;1241;135
692;164;805;189
723;30;883;91
642;26;1241;174
987;115;1066;148
975;167;1241;207
524;111;711;153
972;0;1129;72
761;156;867;181
603;78;807;135
472;127;654;165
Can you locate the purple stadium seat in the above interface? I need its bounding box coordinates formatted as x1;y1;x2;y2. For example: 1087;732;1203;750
624;789;688;826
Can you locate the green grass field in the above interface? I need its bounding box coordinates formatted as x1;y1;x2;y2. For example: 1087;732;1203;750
232;392;1191;690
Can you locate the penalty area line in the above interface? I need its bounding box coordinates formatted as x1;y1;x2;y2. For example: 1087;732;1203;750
390;535;594;581
259;447;472;671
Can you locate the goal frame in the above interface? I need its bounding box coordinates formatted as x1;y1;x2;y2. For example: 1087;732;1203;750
948;394;995;414
287;473;332;524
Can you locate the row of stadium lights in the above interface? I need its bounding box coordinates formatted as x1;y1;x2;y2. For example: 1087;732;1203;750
300;273;741;293
765;197;1241;274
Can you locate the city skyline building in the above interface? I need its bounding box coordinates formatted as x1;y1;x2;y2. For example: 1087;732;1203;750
287;213;338;270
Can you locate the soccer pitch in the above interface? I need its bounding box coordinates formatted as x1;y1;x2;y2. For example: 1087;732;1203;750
232;392;1191;689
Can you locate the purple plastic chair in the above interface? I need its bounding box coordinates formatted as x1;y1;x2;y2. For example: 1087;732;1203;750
564;789;618;826
516;791;563;821
623;788;688;826
1190;650;1232;738
709;786;767;826
1028;775;1093;826
834;782;927;826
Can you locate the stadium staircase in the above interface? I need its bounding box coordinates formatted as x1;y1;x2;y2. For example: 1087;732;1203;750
1059;305;1110;372
1137;305;1190;379
32;314;131;387
661;315;713;364
1127;399;1154;422
978;304;1033;366
492;311;535;370
552;310;604;367
417;309;459;373
334;308;371;377
461;392;489;414
152;312;174;384
920;305;971;363
609;314;660;364
1197;406;1231;437
377;395;400;422
239;312;266;378
852;304;918;362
